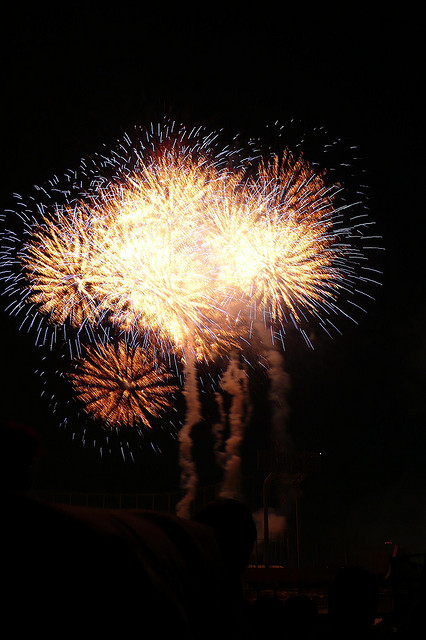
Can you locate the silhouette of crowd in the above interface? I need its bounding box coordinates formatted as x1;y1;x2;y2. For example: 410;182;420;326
248;562;425;639
1;419;424;639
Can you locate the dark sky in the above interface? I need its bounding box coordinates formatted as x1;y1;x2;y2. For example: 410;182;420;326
1;6;425;550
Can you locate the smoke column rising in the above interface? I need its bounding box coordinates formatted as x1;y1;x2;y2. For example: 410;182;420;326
218;351;251;500
255;322;293;535
266;345;292;452
256;322;292;452
175;348;201;518
212;391;226;469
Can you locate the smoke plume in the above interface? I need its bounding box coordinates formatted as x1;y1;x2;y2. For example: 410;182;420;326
256;321;292;451
176;348;201;518
218;351;251;500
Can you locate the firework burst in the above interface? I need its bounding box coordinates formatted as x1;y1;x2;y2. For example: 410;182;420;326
67;341;177;429
20;203;103;327
0;118;381;473
1;120;379;354
206;151;341;323
82;153;243;357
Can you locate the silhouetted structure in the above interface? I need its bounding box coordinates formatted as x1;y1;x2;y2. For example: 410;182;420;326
0;421;242;639
193;498;257;637
258;449;321;568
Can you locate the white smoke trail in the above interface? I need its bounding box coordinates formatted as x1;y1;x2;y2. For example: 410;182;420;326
256;321;292;451
175;347;201;519
218;350;251;500
212;390;226;468
266;346;292;451
255;321;293;533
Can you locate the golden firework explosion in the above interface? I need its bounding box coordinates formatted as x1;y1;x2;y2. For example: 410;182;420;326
20;139;347;356
67;341;177;429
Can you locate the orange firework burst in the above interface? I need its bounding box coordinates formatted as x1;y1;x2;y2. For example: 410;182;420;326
67;341;177;429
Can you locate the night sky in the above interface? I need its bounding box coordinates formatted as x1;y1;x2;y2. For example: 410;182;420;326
2;6;425;552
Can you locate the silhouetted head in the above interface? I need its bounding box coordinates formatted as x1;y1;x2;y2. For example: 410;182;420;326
193;498;257;574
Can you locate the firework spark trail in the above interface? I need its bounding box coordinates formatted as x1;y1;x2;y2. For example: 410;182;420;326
175;346;202;519
218;350;251;501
